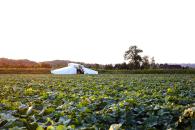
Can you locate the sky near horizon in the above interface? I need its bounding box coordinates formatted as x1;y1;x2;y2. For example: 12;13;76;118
0;0;195;64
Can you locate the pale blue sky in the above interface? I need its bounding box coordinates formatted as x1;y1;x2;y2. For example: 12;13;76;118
0;0;195;64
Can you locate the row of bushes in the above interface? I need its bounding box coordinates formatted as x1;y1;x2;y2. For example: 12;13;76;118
98;69;195;74
0;68;195;74
0;68;51;74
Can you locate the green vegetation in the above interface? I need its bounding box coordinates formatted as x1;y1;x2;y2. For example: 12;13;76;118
0;74;195;130
98;69;195;74
1;68;195;74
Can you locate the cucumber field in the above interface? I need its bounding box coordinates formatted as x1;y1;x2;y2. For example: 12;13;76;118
0;74;195;130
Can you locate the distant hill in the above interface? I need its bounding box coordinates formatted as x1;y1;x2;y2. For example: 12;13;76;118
0;58;84;69
0;58;40;68
41;60;73;69
41;60;88;69
1;57;195;69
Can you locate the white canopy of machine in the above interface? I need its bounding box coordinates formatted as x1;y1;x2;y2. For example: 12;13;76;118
51;63;98;74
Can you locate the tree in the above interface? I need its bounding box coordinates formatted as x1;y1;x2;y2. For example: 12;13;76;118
150;57;156;69
124;45;143;69
114;62;129;69
141;56;150;69
104;64;114;70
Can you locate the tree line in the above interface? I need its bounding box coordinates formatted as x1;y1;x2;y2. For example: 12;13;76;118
0;46;188;70
86;45;186;70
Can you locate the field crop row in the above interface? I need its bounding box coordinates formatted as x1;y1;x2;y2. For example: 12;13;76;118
0;74;195;130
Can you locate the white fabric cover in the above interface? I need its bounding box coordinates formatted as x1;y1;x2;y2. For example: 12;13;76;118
51;63;98;74
68;63;84;68
51;66;77;74
83;67;98;74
